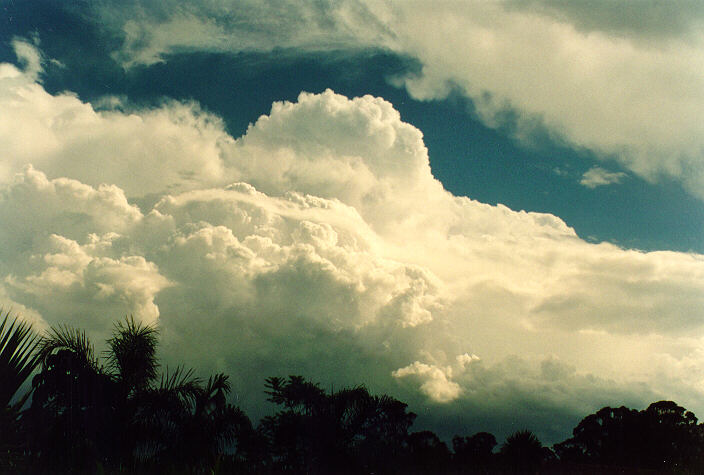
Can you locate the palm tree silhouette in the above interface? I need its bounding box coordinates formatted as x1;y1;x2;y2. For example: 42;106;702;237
500;429;549;474
27;316;249;472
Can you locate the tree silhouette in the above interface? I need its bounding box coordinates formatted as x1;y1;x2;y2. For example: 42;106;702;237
553;405;642;468
28;331;116;471
555;401;704;471
107;317;160;394
25;316;250;473
406;430;451;473
640;400;702;470
453;431;497;473
500;430;550;474
9;313;704;473
146;371;251;471
260;375;417;474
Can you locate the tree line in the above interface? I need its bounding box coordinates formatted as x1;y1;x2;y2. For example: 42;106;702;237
2;311;704;474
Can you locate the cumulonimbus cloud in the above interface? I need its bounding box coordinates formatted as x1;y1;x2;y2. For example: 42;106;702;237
2;41;704;441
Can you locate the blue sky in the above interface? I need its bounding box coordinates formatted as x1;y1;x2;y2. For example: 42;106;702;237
2;0;704;444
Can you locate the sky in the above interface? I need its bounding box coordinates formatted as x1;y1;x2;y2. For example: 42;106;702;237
1;0;704;444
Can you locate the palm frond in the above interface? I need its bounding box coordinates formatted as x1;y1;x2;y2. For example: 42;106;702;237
106;316;159;390
195;373;232;415
159;366;202;404
39;324;98;371
0;310;41;407
264;376;285;403
205;373;231;397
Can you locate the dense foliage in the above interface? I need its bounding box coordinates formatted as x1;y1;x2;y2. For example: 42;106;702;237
2;314;704;473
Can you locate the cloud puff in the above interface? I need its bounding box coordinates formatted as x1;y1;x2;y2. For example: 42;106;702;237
0;165;141;256
3;43;704;441
393;361;463;403
579;166;627;188
7;233;170;329
392;354;480;403
224;89;438;223
98;0;704;200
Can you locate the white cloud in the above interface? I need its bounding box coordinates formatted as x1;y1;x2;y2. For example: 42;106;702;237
98;0;704;200
224;88;443;236
7;233;170;327
388;2;704;197
393;361;462;403
580;166;627;188
0;44;232;196
0;165;143;273
3;43;704;439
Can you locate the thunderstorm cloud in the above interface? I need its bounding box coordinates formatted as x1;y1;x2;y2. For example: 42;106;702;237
2;37;704;442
